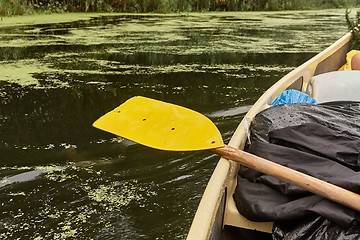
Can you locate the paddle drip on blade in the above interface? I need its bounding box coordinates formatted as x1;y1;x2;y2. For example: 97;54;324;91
93;96;224;151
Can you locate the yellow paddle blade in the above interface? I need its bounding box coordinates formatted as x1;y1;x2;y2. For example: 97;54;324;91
93;96;224;151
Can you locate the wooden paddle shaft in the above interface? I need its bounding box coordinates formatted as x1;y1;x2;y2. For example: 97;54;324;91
212;145;360;212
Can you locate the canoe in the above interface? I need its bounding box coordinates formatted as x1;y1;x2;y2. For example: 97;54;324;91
186;31;356;239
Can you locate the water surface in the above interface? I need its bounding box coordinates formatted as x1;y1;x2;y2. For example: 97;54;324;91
0;10;350;239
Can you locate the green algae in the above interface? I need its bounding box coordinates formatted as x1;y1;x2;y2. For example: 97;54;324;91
0;59;69;87
88;181;157;211
0;163;158;239
0;9;352;90
0;10;352;51
0;12;120;28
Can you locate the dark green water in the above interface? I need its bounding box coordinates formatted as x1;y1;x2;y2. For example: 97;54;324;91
0;10;349;239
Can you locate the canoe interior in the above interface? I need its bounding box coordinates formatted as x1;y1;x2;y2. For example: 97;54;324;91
221;226;272;240
187;31;353;240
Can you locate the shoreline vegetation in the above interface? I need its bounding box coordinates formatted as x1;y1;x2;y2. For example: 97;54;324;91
1;0;360;16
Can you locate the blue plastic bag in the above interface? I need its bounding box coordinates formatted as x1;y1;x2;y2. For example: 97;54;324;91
271;89;317;106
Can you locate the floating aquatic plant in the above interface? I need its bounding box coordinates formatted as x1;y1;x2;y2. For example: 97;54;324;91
87;180;157;211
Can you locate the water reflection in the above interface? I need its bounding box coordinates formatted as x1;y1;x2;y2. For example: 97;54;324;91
0;10;349;239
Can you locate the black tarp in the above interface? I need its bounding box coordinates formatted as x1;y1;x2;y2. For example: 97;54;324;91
234;102;360;240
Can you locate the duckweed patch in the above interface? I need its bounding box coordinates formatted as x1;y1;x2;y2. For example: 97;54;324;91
0;164;158;239
88;180;157;211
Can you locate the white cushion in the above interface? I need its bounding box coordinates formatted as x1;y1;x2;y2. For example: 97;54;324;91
306;71;360;103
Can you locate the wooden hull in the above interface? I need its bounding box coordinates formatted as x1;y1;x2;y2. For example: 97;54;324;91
187;32;352;240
